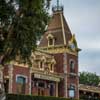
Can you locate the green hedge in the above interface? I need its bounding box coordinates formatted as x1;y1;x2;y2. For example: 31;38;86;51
6;94;77;100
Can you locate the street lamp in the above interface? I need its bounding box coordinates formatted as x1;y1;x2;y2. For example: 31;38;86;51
68;85;75;100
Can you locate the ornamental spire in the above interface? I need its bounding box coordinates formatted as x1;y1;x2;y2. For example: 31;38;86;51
57;0;59;10
52;0;63;12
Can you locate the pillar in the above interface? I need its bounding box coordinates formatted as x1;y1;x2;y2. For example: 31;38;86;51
8;64;13;93
56;82;58;97
29;67;32;94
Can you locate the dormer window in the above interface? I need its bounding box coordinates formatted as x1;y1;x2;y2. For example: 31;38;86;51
49;38;53;46
47;34;55;47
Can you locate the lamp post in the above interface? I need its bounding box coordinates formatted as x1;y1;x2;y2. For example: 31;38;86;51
69;86;75;100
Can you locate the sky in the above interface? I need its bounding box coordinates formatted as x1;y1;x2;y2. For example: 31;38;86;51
50;0;100;75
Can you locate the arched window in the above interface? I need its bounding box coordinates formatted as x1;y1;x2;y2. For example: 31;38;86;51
16;75;27;94
70;60;75;73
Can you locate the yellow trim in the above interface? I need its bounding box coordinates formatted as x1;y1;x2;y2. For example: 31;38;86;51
46;33;54;39
32;68;63;82
38;47;78;56
60;13;66;45
70;34;78;48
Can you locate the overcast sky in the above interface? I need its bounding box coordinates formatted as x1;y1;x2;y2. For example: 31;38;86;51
51;0;100;75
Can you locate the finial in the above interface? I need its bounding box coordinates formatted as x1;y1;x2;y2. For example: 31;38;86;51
57;0;59;10
52;0;63;12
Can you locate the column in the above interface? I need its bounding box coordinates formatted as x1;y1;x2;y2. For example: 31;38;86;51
63;53;67;97
8;64;13;93
56;82;58;97
0;66;4;92
29;67;32;94
77;76;79;99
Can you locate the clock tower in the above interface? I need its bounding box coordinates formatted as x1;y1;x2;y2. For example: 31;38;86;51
39;0;80;99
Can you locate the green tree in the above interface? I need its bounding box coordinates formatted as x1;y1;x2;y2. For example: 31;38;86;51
79;72;100;86
0;0;51;65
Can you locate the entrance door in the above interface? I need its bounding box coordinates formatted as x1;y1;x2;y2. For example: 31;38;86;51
38;82;45;96
50;84;54;96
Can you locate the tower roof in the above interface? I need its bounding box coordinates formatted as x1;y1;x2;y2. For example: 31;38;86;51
39;9;72;47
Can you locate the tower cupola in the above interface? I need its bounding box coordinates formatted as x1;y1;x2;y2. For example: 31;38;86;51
52;0;63;13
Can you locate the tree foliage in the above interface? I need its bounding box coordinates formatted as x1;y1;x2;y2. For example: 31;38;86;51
0;0;51;65
79;72;100;86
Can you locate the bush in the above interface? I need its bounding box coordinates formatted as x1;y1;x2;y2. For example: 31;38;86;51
6;94;78;100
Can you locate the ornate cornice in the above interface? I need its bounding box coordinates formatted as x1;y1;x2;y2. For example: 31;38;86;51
32;67;63;82
38;46;78;56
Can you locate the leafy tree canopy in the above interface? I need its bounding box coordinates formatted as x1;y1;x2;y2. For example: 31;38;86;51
0;0;51;65
79;71;100;86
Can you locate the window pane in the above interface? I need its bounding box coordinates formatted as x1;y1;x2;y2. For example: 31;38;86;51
17;77;25;84
49;38;53;45
16;76;26;94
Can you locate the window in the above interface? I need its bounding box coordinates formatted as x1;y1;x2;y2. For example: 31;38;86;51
70;60;75;73
49;84;54;96
48;38;53;46
40;61;43;69
50;64;54;72
38;82;45;88
16;76;26;94
39;61;44;70
47;34;54;47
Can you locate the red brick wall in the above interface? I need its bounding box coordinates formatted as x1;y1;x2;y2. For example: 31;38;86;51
12;65;30;94
44;88;49;96
53;53;66;97
53;53;79;99
32;87;38;95
66;53;79;99
58;79;65;97
53;53;64;73
3;65;9;77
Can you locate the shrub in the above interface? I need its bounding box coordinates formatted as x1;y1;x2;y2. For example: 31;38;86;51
6;94;78;100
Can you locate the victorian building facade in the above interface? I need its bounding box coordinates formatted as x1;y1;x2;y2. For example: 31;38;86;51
39;5;80;99
1;1;100;100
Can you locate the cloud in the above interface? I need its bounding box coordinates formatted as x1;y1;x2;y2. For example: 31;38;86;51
79;50;100;75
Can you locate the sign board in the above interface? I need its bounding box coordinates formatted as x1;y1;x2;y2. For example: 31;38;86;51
34;73;60;82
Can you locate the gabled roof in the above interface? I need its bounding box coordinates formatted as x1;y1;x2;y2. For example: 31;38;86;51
39;10;72;47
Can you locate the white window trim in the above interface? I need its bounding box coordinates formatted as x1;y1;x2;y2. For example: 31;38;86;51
47;34;55;47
